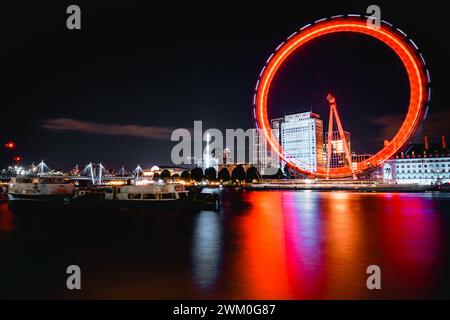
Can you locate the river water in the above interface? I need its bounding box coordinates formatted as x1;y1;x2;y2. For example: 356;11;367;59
1;191;450;299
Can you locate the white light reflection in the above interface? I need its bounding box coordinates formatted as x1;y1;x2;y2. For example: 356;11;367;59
294;192;321;256
191;211;223;292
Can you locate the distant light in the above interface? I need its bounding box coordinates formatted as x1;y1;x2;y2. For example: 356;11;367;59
5;142;15;149
13;156;21;162
300;23;312;30
107;180;126;186
135;179;153;186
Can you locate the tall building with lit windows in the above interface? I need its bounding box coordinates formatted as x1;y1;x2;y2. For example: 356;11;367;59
324;130;351;168
278;112;324;173
252;112;324;174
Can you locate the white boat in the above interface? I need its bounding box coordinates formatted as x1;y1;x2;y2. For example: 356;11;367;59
104;183;189;206
8;176;75;201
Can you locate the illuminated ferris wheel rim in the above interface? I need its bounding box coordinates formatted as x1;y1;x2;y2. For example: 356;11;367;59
253;15;431;178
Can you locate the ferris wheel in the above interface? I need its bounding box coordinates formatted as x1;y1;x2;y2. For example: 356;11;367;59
253;15;431;179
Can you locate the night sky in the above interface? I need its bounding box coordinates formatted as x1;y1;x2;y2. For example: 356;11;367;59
1;1;449;171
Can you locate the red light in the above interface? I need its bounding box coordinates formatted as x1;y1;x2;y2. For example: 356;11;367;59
5;142;15;149
13;156;21;162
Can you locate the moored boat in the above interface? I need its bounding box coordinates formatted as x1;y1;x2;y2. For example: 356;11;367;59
103;183;220;210
104;183;189;207
8;176;75;201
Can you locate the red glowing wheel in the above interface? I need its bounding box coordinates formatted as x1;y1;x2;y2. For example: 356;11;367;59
254;15;431;178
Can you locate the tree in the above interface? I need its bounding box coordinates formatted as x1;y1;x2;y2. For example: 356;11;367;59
172;173;179;178
180;170;191;180
218;168;231;181
275;168;284;179
231;165;246;182
191;167;204;182
152;173;160;181
246;166;260;182
160;169;171;179
283;164;292;179
204;167;217;181
283;164;307;179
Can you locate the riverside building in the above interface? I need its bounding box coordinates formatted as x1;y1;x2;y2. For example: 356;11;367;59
383;135;450;185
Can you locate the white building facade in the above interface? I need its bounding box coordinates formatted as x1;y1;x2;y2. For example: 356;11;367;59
384;156;450;185
279;112;324;173
252;112;324;175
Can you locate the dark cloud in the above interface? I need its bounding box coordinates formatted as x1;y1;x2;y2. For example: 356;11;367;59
421;109;450;139
372;114;404;142
372;108;450;143
42;118;173;140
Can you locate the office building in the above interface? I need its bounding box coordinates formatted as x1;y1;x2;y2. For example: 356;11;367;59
324;130;351;168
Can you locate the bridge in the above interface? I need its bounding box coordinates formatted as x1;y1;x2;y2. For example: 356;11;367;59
71;162;143;184
1;161;142;185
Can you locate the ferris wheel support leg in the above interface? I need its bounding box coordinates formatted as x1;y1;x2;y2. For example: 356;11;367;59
326;102;334;179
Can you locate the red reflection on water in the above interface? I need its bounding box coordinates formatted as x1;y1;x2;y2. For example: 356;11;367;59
228;191;444;299
233;191;370;299
0;202;15;232
234;191;291;299
320;192;369;299
280;191;327;298
379;193;444;298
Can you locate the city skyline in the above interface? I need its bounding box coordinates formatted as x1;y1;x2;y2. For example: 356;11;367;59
2;1;450;304
1;2;449;171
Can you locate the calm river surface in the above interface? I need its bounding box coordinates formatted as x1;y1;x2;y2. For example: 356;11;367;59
1;191;450;299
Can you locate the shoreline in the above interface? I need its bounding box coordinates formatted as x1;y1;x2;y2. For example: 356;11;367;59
240;182;449;193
